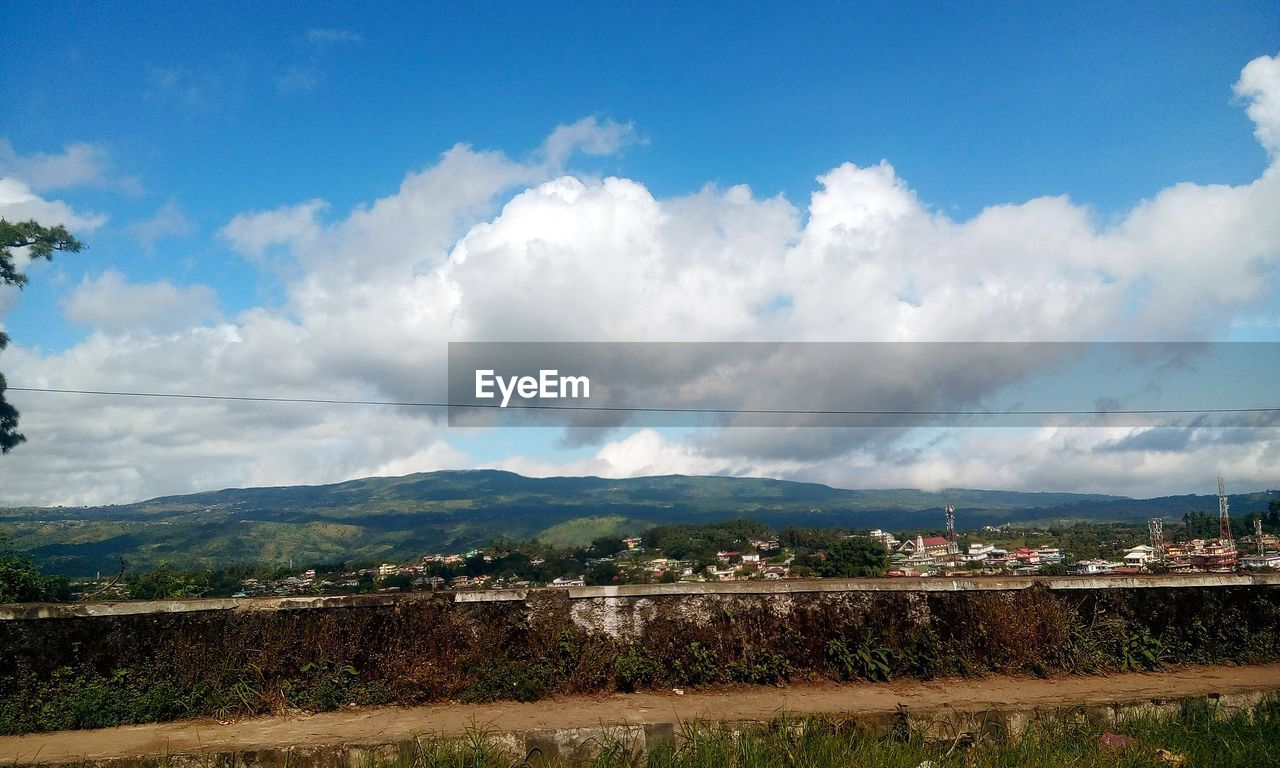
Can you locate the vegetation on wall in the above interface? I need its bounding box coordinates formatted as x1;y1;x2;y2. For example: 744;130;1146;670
2;584;1279;735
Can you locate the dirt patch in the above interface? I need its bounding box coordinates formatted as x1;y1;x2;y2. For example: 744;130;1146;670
2;663;1279;763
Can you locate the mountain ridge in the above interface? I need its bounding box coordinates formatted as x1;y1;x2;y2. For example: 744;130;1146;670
2;470;1275;576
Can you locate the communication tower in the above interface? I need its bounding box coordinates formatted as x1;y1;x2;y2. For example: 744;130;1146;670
1218;475;1233;545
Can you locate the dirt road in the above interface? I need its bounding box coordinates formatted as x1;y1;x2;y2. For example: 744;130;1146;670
3;664;1279;763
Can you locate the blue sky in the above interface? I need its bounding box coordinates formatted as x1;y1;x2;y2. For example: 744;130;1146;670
1;3;1278;504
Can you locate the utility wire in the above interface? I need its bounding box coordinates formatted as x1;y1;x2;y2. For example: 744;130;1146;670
6;386;1280;416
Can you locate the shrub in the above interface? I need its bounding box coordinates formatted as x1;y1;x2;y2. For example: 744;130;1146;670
614;647;658;691
672;641;720;686
461;659;557;703
827;636;893;682
731;648;792;685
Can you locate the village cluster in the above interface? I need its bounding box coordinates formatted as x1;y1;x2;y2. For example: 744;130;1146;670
231;522;1280;598
874;529;1280;576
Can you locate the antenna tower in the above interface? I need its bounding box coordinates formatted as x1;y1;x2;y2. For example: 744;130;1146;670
1148;518;1164;563
1218;475;1233;545
945;504;957;555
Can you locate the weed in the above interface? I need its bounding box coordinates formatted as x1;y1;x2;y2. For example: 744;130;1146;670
672;641;720;687
614;647;658;692
826;635;893;682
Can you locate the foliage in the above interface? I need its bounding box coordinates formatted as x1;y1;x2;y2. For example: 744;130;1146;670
280;659;390;712
3;566;1280;734
0;219;84;453
827;635;894;682
730;647;792;685
0;550;47;603
0;665;190;733
584;560;621;586
642;519;770;562
812;536;888;577
672;641;721;686
460;658;557;703
0;537;57;603
125;563;218;599
1118;629;1166;672
614;647;657;691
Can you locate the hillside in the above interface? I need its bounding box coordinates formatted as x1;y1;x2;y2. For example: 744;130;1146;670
1;470;1275;575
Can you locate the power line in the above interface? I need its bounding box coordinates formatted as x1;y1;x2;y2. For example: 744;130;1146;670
7;386;1280;417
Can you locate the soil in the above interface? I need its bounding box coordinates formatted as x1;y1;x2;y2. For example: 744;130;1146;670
3;663;1279;763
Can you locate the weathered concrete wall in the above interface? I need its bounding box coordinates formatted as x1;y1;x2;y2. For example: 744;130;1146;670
2;575;1279;736
5;573;1278;622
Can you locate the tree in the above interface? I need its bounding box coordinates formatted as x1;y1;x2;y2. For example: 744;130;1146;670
815;537;888;578
585;560;621;586
1;219;84;452
125;562;212;599
0;536;51;602
1039;562;1070;577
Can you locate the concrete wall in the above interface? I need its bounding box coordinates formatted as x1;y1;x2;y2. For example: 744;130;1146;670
5;572;1278;623
3;573;1279;737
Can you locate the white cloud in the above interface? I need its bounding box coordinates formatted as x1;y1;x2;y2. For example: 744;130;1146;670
62;270;219;334
221;199;328;265
491;429;773;479
4;55;1280;505
130;201;195;251
488;424;1278;500
1236;53;1280;158
0;177;107;232
539;117;641;168
0;139;110;192
0;139;141;195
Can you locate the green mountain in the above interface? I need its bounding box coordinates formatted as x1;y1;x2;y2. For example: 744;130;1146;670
1;470;1274;576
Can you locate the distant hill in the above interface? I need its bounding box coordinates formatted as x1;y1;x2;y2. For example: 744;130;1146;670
1;470;1274;576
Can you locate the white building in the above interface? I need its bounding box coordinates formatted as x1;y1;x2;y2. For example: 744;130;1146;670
1123;545;1156;567
1036;546;1064;563
1241;553;1280;570
1071;559;1114;575
868;529;900;550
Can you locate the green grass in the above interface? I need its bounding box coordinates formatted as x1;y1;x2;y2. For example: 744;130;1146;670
355;699;1280;768
536;515;649;547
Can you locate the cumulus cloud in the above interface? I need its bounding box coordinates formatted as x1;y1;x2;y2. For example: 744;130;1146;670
130;201;195;251
0;139;141;195
1236;53;1280;158
493;428;800;480
61;270;220;334
0;177;107;232
0;140;110;192
4;54;1280;505
486;425;1276;499
539;117;641;168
